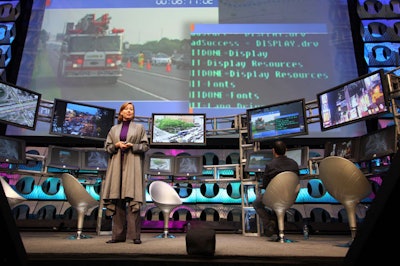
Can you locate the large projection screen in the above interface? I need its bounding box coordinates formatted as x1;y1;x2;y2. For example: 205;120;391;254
7;0;363;139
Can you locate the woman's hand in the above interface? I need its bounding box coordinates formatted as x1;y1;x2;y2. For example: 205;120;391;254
118;141;133;150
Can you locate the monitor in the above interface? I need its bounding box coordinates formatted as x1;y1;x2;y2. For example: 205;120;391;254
246;98;308;143
244;150;273;173
49;98;116;141
150;113;206;146
317;69;390;132
324;138;361;162
286;146;310;169
0;80;41;130
174;155;203;177
0;135;26;164
46;145;81;170
358;125;397;162
144;153;175;176
80;148;109;172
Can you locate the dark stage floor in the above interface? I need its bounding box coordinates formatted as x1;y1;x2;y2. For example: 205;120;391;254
15;230;354;266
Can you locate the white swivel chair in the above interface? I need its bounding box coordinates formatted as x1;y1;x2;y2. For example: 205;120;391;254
149;180;183;238
0;176;26;208
61;173;99;240
262;171;300;243
318;156;372;246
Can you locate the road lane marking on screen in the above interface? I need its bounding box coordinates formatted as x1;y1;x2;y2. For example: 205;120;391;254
117;80;170;100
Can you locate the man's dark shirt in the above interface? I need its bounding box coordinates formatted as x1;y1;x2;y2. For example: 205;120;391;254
261;155;299;189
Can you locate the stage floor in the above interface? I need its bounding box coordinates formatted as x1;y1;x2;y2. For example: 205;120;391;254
20;230;351;266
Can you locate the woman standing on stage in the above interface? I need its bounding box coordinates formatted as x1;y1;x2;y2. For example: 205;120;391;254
102;101;149;244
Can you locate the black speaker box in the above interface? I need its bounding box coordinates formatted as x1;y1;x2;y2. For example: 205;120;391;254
186;228;216;256
344;148;400;265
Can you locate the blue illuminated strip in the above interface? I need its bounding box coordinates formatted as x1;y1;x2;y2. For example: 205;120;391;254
46;0;219;9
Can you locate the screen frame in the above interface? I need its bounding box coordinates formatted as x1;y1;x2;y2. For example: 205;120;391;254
244;150;273;173
0;135;26;164
150;113;207;146
173;155;204;177
80;148;109;172
0;80;41;130
144;153;175;176
285;146;310;169
357;125;397;162
316;69;390;132
246;98;308;143
46;145;81;170
324;138;361;163
49;98;116;141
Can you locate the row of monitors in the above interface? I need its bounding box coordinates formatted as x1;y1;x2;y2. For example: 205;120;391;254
46;149;205;177
144;154;203;177
0;139;205;177
324;125;398;163
0;140;109;172
246;68;390;143
244;125;398;174
0;68;393;145
0;133;299;175
1;125;397;175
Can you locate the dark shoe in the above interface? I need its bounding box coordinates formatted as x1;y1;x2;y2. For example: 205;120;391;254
106;239;125;244
133;239;142;244
263;221;276;237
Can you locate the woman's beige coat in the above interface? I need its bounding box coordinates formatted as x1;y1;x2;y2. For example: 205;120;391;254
101;121;149;214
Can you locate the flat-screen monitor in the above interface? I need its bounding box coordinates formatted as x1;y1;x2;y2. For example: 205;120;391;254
144;153;175;176
246;98;308;143
0;80;41;130
80;148;109;172
49;98;116;141
244;150;273;173
46;145;81;170
317;69;390;132
0;135;26;164
150;113;206;146
324;138;361;162
358;125;397;162
174;155;203;177
286;146;310;169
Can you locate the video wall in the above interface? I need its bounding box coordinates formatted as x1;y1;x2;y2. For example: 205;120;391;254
4;0;370;140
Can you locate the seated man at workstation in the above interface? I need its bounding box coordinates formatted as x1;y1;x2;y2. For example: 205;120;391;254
252;140;300;238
